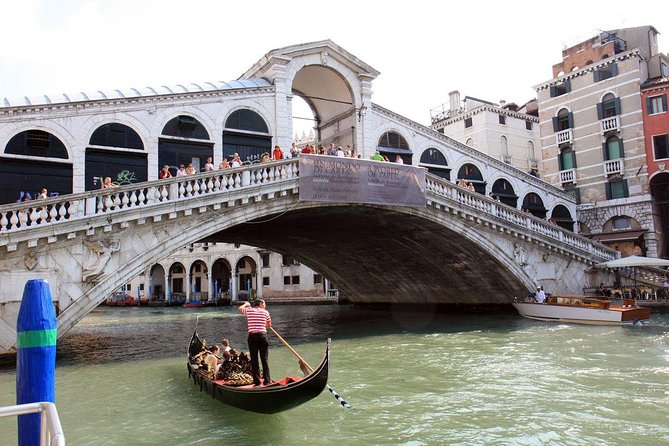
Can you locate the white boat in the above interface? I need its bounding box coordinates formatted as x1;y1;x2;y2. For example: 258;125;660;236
512;295;651;325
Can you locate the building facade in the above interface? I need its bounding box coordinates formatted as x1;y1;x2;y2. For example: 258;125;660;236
430;91;541;173
642;58;669;257
536;26;667;257
116;242;332;304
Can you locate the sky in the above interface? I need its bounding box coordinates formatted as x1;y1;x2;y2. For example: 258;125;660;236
1;1;668;136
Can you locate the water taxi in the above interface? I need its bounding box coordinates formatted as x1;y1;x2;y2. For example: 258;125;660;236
512;295;651;325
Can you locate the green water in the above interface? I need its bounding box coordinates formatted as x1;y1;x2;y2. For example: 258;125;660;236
0;305;668;445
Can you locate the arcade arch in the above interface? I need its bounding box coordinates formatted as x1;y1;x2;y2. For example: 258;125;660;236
551;204;574;231
236;256;257;301
522;192;547;219
378;131;412;164
457;163;485;194
491;178;518;207
419;148;450;180
0;130;72;204
223;109;272;163
290;64;357;148
85;123;147;190
159;115;213;174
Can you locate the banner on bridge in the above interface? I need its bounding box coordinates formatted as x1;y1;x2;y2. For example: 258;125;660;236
299;154;426;208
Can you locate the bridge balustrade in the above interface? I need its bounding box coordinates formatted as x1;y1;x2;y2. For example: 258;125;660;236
0;160;299;233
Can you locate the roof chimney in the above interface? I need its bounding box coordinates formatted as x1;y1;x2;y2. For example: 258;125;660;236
449;90;461;111
500;99;506;107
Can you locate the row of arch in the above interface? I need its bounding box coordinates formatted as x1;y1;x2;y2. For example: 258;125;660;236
148;256;258;302
0;109;272;203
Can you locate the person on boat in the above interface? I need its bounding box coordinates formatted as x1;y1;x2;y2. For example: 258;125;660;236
221;338;231;354
238;299;273;386
535;286;546;303
204;345;220;379
597;283;611;297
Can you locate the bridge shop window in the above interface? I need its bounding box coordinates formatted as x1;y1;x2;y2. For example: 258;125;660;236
86;123;147;191
378;131;412;164
521;192;547;219
491;178;518;208
457;163;486;195
1;130;72;204
160;115;213;176
550;204;574;231
223;109;271;164
419;148;450;180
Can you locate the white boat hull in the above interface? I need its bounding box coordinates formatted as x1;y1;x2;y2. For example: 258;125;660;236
512;302;649;325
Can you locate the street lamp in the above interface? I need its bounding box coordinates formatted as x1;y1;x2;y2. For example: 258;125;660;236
358;103;367;122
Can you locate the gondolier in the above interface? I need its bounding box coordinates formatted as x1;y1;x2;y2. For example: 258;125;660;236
238;299;272;387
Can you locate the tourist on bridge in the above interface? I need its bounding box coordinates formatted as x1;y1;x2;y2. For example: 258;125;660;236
159;164;172;179
273;145;283;160
176;164;187;176
370;151;384;161
238;299;273;387
204;157;215;172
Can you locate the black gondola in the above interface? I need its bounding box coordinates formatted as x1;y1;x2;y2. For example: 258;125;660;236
187;330;330;413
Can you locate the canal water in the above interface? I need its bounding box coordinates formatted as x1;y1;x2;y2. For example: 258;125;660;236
1;304;668;445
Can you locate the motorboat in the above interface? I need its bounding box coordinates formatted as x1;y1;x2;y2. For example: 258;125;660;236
512;295;651;325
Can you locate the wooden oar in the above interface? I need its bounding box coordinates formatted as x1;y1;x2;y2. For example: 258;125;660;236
269;326;351;409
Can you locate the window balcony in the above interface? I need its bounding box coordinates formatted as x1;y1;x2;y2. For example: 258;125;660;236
559;168;577;185
604;158;624;175
555;128;573;146
600;116;620;134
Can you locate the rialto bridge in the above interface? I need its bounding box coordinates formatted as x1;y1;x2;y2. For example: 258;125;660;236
0;40;616;354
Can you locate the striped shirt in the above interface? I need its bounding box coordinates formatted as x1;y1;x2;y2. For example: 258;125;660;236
241;307;271;334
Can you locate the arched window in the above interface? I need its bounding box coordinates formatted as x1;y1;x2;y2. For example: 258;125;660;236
5;130;68;158
169;262;186;295
162;115;210;140
225;109;269;133
419;148;450;180
378;131;412;164
598;93;620;120
522;192;547;219
554;108;572;131
500;135;509;160
223;109;271;164
86;123;147;190
603;135;624;160
527;141;535;160
551;204;574;231
465;138;474;147
160;115;213;174
90;123;143;149
1;130;72;204
491;178;518;208
457;163;485;194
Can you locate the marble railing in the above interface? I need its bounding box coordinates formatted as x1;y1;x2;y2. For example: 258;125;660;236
424;176;614;261
0;160;299;233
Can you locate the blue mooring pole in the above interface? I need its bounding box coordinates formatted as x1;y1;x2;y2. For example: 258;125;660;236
16;279;57;446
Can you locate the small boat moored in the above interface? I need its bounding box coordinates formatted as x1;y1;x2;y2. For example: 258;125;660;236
186;331;330;413
512;295;651;325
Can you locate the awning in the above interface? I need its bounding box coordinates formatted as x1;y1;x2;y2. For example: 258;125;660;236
377;146;414;155
589;230;646;243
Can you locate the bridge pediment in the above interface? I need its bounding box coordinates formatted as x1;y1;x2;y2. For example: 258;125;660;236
240;39;380;83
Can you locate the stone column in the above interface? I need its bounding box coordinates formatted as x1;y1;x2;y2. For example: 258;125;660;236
186;273;191;302
207;270;213;302
231;273;238;302
165;274;171;304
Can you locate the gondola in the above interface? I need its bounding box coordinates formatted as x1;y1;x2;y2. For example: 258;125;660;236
187;330;330;413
